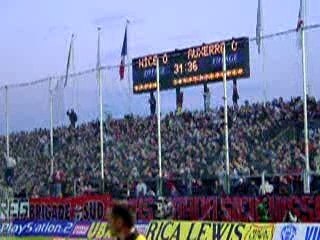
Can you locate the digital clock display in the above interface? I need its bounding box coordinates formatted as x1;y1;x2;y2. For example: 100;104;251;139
132;37;250;94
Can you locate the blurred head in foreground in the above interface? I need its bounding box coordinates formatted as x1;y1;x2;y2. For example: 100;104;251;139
109;204;135;237
109;204;146;240
109;205;146;240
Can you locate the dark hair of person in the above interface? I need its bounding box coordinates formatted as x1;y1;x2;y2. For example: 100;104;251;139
111;204;135;228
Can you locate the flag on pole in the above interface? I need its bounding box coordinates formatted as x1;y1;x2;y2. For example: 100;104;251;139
119;25;127;80
256;0;263;54
296;0;304;32
64;34;74;88
296;0;304;49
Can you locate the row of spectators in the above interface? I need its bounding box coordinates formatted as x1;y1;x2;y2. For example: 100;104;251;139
0;96;319;198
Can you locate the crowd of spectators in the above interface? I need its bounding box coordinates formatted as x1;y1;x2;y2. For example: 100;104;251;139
0;96;320;199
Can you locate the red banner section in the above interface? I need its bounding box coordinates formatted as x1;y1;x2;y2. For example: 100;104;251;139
28;195;320;222
130;195;320;222
29;195;112;221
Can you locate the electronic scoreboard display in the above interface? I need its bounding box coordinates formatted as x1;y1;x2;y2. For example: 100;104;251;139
132;37;250;94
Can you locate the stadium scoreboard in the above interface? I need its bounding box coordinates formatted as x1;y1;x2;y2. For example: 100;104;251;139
132;37;250;94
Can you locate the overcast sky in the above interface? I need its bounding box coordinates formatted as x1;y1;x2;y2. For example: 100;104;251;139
0;0;319;132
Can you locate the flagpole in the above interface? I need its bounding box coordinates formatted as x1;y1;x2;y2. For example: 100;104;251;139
304;0;311;96
156;57;163;196
99;73;104;185
301;0;310;194
49;78;53;176
49;79;54;176
97;27;105;190
262;40;267;103
5;85;9;161
223;42;230;195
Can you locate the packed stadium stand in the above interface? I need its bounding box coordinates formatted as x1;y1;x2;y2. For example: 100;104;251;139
0;96;319;199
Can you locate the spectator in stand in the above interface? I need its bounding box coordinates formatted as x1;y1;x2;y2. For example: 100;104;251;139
176;88;183;114
212;179;224;196
315;149;320;174
53;167;66;197
67;109;78;128
170;186;179;197
247;180;259;196
135;179;147;198
234;178;248;196
283;210;299;222
257;197;270;222
278;176;291;195
181;167;193;196
149;92;156;116
203;85;211;112
146;189;156;197
232;79;239;107
4;154;16;187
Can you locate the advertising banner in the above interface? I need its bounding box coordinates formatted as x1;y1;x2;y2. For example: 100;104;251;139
30;195;112;221
130;195;320;222
136;223;149;236
0;199;29;220
0;220;74;237
0;220;148;239
2;238;61;240
69;221;91;238
3;194;320;223
273;223;320;240
145;221;274;240
86;221;149;239
87;222;112;239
